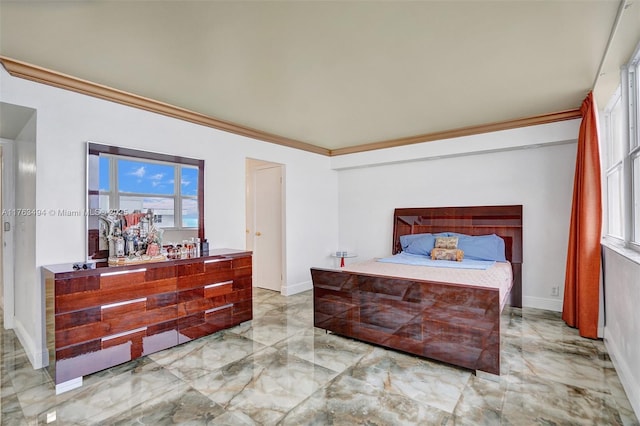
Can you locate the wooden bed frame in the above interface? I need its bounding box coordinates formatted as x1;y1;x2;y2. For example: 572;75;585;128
311;205;523;375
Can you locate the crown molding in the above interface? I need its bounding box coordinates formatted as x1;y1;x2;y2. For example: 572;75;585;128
1;56;581;158
328;109;582;156
0;56;330;156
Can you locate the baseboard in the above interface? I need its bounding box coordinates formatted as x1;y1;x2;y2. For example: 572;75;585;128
56;377;83;395
12;317;46;369
282;280;312;296
604;334;640;420
522;296;563;312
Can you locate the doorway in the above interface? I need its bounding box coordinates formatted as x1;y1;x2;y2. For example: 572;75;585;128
246;159;285;293
0;146;3;308
0;139;16;329
1;101;34;330
0;140;14;329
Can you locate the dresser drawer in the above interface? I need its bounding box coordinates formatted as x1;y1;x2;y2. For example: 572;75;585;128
204;280;234;298
232;256;252;269
204;258;233;272
55;297;177;348
55;268;177;314
176;269;234;291
177;303;235;343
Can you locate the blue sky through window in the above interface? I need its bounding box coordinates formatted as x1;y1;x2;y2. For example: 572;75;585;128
99;156;110;191
181;167;198;196
117;159;175;195
98;156;198;228
100;158;199;196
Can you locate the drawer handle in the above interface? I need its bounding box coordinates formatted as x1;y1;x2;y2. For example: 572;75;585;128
100;268;147;277
101;326;147;342
204;281;233;289
204;258;226;264
101;297;147;310
205;303;233;314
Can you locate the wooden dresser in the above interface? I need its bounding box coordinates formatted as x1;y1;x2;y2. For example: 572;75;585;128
43;249;252;388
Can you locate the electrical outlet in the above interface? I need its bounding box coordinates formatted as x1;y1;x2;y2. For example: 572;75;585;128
551;286;559;297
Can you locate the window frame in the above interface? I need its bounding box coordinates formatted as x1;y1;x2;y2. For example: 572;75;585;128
629;52;640;248
603;40;640;253
603;88;626;242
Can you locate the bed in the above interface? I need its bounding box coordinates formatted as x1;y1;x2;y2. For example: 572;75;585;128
311;205;522;376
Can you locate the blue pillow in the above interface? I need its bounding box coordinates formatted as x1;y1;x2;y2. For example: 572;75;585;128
399;233;432;251
433;232;466;238
404;234;436;256
457;234;506;261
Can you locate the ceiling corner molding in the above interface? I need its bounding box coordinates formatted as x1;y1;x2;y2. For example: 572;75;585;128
0;56;330;156
1;56;582;159
329;109;583;156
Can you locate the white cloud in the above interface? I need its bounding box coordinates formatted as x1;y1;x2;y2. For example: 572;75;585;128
129;166;146;178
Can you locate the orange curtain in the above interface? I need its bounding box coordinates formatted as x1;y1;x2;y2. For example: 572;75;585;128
562;91;602;338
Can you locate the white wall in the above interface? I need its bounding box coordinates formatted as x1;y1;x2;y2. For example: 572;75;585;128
334;123;580;311
0;65;339;368
602;246;640;419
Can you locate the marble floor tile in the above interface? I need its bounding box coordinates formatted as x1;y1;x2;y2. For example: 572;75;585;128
4;351;53;394
149;331;266;382
450;404;502;426
29;358;186;424
100;384;227;425
0;291;637;425
252;287;283;304
229;307;309;347
351;347;472;413
191;345;340;424
0;393;29;426
252;300;286;318
273;328;373;374
279;373;453;426
456;373;507;413
502;371;624;425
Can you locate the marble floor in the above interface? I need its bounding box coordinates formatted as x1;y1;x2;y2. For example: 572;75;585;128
1;288;638;425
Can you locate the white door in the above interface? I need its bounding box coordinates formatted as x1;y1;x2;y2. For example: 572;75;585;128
253;165;283;292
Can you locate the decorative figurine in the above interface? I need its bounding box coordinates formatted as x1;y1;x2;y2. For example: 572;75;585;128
103;209;167;265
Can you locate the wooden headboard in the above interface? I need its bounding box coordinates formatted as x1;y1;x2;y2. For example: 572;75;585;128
392;205;523;307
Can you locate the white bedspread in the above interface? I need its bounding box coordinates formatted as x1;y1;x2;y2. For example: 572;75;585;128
342;258;513;309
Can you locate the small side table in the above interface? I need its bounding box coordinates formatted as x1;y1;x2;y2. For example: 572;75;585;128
331;251;358;267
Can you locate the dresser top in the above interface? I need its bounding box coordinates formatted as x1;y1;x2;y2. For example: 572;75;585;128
42;248;252;278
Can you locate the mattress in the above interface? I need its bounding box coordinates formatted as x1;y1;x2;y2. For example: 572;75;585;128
342;259;514;310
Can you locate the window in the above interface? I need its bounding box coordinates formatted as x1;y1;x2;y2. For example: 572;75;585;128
604;91;625;239
99;155;199;230
634;154;640;242
603;40;640;250
632;62;640;243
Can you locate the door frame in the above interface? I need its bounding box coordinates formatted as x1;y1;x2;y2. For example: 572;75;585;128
245;158;286;294
0;139;15;329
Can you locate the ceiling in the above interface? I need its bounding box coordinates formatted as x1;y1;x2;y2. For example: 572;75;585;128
1;1;639;151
